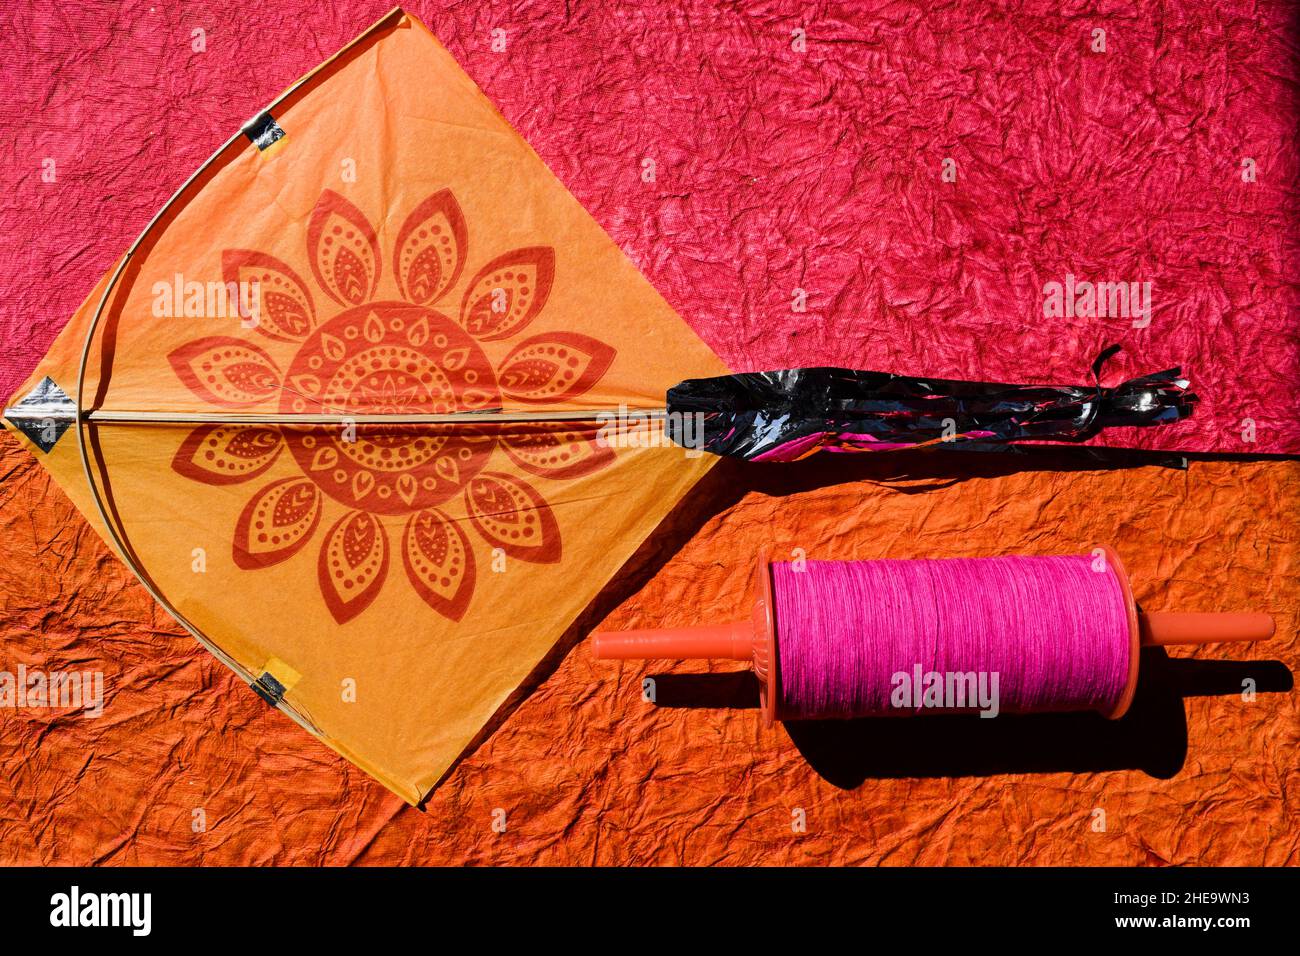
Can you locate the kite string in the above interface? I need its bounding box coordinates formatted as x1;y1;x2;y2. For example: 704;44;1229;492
772;554;1130;718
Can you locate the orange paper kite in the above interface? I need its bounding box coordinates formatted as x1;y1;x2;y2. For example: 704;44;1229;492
3;9;728;803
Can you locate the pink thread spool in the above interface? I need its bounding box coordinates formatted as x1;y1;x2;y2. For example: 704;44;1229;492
591;548;1274;724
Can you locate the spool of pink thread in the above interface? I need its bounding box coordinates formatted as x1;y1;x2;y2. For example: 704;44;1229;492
591;548;1274;724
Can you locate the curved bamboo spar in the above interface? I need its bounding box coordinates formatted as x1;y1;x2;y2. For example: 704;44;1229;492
69;7;416;741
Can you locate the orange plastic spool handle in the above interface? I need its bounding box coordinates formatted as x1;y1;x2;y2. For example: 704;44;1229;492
1139;611;1274;646
592;621;754;661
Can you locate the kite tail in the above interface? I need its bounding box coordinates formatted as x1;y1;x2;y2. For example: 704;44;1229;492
666;347;1197;462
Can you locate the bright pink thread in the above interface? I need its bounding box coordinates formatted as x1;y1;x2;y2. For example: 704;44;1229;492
773;554;1131;718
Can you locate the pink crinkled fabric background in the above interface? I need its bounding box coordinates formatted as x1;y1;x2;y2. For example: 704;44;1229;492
2;0;1297;453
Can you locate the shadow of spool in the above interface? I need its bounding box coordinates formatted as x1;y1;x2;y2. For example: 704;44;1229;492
650;648;1294;785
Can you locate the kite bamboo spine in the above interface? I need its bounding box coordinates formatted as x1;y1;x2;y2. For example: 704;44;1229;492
61;408;668;425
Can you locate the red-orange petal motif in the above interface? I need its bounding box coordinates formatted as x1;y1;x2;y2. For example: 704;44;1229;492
394;189;467;306
464;472;561;563
233;477;322;569
221;250;315;342
168;337;281;407
497;333;616;404
173;425;283;485
459;247;554;341
401;509;476;621
308;190;380;306
318;510;390;623
499;424;615;480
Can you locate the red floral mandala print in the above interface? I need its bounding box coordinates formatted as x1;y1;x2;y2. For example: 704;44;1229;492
280;303;499;515
168;188;617;624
